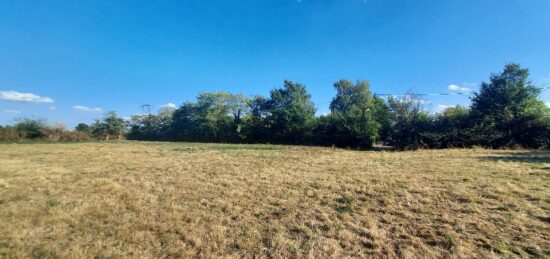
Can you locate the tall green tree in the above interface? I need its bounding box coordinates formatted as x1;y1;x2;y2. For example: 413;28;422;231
387;94;432;150
15;118;47;139
194;92;249;142
75;123;90;134
169;102;199;141
318;80;381;148
129;105;176;141
91;112;128;140
470;64;550;148
372;95;392;144
168;92;249;142
429;105;472;148
264;80;316;144
241;96;270;143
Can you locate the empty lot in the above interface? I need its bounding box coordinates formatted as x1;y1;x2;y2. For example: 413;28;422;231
0;142;548;258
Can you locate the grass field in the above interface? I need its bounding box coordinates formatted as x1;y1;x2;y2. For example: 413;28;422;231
0;142;548;258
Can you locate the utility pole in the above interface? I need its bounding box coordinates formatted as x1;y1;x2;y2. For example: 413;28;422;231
140;104;151;115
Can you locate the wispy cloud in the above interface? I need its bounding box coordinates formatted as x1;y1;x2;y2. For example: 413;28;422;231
437;104;451;110
73;105;102;112
401;95;429;105
161;102;177;109
0;90;54;104
3;109;22;114
448;84;470;92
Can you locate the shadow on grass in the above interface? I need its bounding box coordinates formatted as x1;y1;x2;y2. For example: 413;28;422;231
371;145;395;152
483;151;550;164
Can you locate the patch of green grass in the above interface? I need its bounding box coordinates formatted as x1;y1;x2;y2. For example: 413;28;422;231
336;195;355;213
445;234;456;249
0;241;10;248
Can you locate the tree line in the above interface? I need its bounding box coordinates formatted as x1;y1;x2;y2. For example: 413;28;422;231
0;112;127;142
127;64;550;149
2;64;549;150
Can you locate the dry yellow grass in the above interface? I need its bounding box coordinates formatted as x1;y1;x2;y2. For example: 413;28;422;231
0;142;548;258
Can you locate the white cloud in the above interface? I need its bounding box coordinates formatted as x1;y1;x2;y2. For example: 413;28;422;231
73;105;102;112
161;102;177;109
3;109;22;114
0;90;54;104
448;84;460;91
448;84;470;92
437;104;450;110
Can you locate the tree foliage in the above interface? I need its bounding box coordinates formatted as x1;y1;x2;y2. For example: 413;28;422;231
123;67;549;150
165;92;249;143
3;64;548;149
75;123;90;134
14;118;47;139
469;64;550;148
263;80;316;144
386;94;432;150
91;112;128;140
0;119;91;141
428;105;472;148
316;80;383;148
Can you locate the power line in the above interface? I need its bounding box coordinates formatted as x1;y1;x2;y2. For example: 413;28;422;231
373;86;550;97
314;87;550;106
374;92;470;97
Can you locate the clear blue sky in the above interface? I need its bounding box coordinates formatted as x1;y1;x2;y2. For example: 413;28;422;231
1;0;549;127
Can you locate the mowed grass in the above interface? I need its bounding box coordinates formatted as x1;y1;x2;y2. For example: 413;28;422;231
0;142;548;258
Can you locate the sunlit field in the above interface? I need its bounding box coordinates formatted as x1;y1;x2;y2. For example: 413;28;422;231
0;142;548;258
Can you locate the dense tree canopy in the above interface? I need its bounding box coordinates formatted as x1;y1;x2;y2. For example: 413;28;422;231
0;119;91;141
386;94;432;150
2;64;549;149
124;65;549;149
316;80;382;148
165;92;249;143
14;118;47;139
264;80;316;144
428;105;472;148
91;112;128;140
469;64;550;148
75;123;90;134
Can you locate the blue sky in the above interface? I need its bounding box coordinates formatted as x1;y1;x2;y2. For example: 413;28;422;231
1;0;549;127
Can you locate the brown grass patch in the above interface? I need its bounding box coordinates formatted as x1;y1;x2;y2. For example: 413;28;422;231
0;142;548;258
